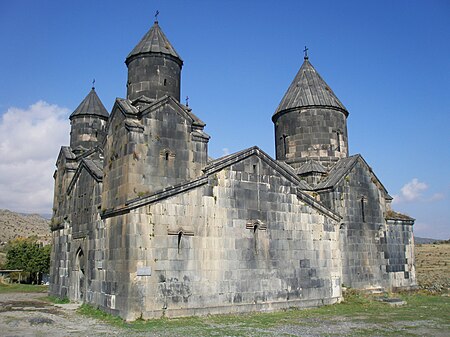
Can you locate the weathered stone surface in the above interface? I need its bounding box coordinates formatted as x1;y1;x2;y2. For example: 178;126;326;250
49;22;416;321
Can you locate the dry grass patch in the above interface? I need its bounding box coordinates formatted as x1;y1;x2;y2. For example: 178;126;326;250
415;243;450;293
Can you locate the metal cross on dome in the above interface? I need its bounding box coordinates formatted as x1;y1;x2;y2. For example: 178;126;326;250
155;10;159;21
303;46;309;60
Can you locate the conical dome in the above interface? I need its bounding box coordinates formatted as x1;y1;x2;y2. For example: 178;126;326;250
126;21;182;63
69;88;109;150
274;59;347;117
70;88;109;120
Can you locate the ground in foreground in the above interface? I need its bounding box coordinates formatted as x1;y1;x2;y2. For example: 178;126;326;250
0;286;449;337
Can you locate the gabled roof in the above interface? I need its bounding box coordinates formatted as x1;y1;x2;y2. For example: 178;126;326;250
297;160;327;175
126;21;182;63
55;146;78;172
140;95;206;128
114;98;139;115
385;210;415;222
59;146;76;161
102;146;340;222
111;95;206;128
82;159;103;180
204;147;310;190
67;158;103;194
74;145;103;161
315;155;359;190
274;58;348;117
314;155;389;196
70;88;109;120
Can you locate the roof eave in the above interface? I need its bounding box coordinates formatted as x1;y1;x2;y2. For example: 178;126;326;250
272;105;349;122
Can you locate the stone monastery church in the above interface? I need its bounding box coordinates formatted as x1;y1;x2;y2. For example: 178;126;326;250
50;20;416;320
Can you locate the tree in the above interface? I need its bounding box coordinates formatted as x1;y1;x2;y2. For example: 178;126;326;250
5;237;51;284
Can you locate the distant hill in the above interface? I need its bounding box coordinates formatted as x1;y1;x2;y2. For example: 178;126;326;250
0;209;51;245
415;236;444;244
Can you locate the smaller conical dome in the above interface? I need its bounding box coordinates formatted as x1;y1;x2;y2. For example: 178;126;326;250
70;88;109;120
274;59;347;116
126;21;182;64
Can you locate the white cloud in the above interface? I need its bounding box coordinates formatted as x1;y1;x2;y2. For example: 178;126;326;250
392;178;428;204
400;178;428;201
430;193;445;201
0;101;70;214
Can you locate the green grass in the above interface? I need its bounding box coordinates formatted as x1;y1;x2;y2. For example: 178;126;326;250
0;282;48;293
78;304;126;326
43;295;70;304
76;292;450;336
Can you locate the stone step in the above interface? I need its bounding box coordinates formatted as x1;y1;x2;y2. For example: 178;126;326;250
362;287;386;295
378;298;407;307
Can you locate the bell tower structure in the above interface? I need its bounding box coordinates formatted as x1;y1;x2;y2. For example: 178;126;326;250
273;55;349;169
69;87;109;153
125;20;183;102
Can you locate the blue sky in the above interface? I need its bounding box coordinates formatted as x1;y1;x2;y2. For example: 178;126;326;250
0;0;449;239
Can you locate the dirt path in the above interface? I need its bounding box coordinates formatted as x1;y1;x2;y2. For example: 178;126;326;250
0;292;126;337
0;292;448;336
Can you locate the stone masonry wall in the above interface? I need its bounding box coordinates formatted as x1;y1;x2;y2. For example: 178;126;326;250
127;55;181;102
102;101;208;211
52;156;75;228
70;116;107;150
384;219;416;289
102;111;132;209
319;160;387;289
99;154;342;320
274;107;348;169
49;223;71;298
319;159;415;290
50;168;104;302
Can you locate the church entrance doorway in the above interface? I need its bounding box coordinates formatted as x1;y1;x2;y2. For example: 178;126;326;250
74;248;85;302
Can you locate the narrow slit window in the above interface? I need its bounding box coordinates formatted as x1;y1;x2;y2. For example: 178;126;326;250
253;224;258;254
336;132;341;152
282;134;288;156
165;152;169;160
163;79;167;86
177;232;183;253
361;197;366;222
